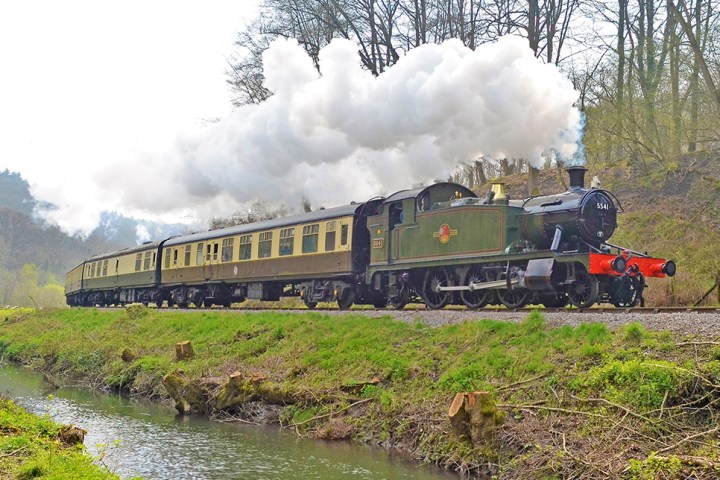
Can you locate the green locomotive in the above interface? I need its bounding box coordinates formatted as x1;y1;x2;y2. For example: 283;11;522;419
66;167;674;309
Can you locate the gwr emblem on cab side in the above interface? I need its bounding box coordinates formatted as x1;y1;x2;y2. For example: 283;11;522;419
433;223;458;244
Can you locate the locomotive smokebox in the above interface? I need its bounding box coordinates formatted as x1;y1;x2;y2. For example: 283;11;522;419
566;166;587;190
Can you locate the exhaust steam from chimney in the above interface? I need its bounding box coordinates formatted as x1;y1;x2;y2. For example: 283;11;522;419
90;36;587;227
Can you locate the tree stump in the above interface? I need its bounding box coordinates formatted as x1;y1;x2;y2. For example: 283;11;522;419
176;341;194;361
121;347;136;362
58;425;86;446
448;391;504;446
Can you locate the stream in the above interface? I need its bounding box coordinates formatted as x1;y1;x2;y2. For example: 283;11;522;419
0;362;456;479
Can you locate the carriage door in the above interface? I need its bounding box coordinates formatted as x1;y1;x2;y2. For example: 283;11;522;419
387;201;404;263
204;242;220;280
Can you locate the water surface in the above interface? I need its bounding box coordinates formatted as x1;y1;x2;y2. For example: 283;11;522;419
0;363;455;480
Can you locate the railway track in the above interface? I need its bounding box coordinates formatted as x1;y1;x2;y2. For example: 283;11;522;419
110;305;720;314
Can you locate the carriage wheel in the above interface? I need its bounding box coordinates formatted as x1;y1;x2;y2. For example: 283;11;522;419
304;298;318;309
203;299;214;308
192;292;205;308
422;268;452;309
337;288;355;310
460;266;490;309
568;270;599;308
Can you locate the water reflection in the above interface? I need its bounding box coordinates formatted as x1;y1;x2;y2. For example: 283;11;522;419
0;364;455;480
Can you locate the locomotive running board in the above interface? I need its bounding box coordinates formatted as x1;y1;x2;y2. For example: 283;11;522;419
436;278;519;292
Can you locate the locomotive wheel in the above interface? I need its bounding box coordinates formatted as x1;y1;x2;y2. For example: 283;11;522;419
612;275;642;308
497;287;529;308
337;288;355;310
540;292;569;308
568;271;599;308
389;286;410;310
460;266;490;309
422;268;452;309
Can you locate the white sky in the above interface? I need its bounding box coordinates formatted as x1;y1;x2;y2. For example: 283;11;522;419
0;0;260;234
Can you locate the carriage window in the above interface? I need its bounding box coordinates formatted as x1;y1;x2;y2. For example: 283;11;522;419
184;245;192;266
206;244;211;262
143;251;152;270
152;252;156;268
239;235;252;260
341;224;349;246
173;249;178;266
196;243;203;265
91;262;96;278
213;243;219;261
279;228;294;256
164;249;171;268
135;253;142;272
115;260;119;273
302;224;319;253
222;238;234;262
325;221;336;251
102;260;108;276
258;232;273;258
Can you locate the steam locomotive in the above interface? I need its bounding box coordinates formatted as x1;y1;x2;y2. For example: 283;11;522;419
65;166;675;309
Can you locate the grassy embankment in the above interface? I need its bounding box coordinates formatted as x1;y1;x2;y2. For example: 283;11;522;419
0;394;120;479
2;306;720;478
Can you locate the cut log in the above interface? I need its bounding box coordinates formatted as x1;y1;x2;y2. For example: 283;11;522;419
176;341;194;361
448;391;504;446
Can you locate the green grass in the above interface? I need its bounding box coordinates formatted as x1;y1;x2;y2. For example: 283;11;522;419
0;396;121;479
2;307;720;478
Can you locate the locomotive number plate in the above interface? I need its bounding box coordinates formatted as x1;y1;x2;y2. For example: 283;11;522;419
372;238;385;249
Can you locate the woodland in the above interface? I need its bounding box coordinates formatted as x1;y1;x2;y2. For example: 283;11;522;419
227;0;720;303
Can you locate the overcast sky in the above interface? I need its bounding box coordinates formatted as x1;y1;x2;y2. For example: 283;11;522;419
0;2;583;240
0;0;259;234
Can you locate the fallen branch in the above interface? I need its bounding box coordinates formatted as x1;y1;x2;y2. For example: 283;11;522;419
571;395;668;431
655;425;720;455
676;341;720;347
0;445;27;459
496;373;550;392
648;455;720;470
498;403;606;418
291;398;372;427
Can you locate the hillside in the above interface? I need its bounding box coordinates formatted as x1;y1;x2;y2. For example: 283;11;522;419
496;155;720;305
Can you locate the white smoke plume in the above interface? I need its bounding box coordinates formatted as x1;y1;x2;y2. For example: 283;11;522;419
96;35;581;226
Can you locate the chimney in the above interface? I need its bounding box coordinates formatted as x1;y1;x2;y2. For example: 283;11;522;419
566;166;587;190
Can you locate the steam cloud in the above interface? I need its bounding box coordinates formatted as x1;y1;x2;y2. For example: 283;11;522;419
91;35;582;232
